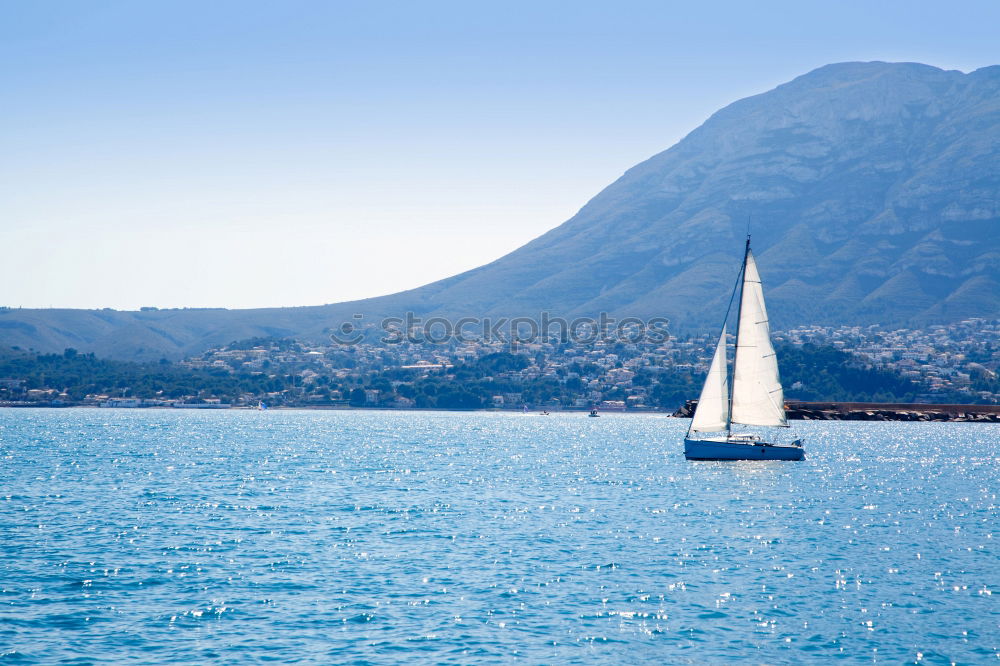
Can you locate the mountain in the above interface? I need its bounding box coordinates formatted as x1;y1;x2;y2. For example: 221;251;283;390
3;61;999;360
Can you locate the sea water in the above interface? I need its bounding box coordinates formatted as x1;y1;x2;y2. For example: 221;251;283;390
0;408;996;664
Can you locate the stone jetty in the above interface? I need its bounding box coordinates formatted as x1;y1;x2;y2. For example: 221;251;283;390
672;400;1000;423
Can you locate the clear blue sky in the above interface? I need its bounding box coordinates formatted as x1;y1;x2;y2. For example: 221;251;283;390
3;0;998;310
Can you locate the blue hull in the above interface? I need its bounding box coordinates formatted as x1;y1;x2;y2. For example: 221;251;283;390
684;438;804;461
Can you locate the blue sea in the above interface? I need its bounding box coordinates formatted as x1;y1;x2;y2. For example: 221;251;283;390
0;409;996;664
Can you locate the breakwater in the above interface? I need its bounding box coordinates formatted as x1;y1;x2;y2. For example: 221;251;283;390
673;400;1000;422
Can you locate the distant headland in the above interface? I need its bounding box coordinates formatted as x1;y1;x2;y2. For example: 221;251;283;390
2;62;999;362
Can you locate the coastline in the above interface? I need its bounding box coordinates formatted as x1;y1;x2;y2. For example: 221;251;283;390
2;401;999;422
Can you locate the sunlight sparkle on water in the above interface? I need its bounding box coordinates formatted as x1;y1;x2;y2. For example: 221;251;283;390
0;409;997;662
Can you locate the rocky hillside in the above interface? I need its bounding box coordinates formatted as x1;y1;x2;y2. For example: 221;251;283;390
3;61;998;360
405;61;1000;326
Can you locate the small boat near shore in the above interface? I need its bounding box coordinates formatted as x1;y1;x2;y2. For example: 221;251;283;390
684;235;804;461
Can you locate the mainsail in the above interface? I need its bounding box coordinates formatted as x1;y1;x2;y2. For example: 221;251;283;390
731;250;787;427
690;325;729;432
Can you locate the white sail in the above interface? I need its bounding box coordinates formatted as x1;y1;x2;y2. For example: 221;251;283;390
731;250;787;427
690;325;729;432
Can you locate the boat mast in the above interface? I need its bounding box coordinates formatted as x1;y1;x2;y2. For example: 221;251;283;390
726;234;751;434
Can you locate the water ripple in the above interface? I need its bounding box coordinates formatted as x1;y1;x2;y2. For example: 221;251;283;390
0;409;997;663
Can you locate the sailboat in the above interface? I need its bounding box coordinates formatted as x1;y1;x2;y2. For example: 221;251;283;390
684;236;804;461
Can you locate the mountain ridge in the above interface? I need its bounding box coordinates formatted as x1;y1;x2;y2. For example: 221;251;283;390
3;61;998;360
